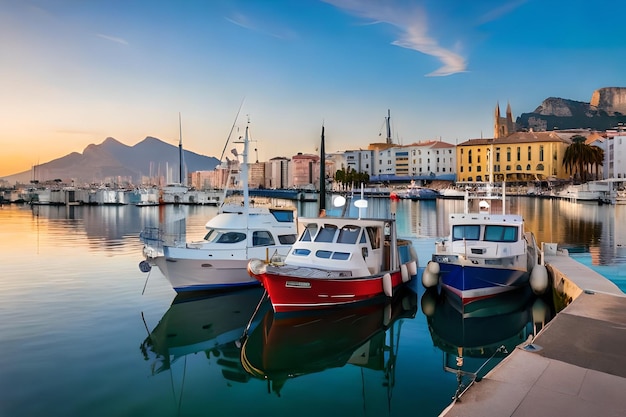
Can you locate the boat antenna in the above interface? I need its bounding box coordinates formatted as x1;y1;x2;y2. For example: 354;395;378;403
319;124;326;215
219;97;246;162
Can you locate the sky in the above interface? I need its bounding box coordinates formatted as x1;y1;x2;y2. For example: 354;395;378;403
2;0;626;177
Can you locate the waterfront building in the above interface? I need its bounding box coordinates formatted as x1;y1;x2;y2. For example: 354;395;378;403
456;131;571;183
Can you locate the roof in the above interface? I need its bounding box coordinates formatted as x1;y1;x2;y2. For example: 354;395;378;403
458;131;571;147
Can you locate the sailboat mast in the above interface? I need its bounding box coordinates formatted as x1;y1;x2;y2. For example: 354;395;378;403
178;113;186;186
386;109;392;145
319;125;326;214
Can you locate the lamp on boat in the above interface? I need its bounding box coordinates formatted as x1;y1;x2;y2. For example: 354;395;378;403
333;195;346;207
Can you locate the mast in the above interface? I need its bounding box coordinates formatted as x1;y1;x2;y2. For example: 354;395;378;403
178;112;185;186
319;125;326;214
241;119;250;217
386;109;392;145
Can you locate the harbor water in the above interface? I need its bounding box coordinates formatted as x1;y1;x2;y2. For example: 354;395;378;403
1;197;624;417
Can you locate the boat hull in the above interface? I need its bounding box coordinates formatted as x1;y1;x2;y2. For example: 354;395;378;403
250;267;408;314
437;261;530;306
152;256;260;292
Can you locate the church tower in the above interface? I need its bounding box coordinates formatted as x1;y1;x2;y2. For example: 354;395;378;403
494;102;516;138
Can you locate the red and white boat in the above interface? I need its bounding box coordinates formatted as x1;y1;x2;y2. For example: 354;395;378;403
247;215;418;314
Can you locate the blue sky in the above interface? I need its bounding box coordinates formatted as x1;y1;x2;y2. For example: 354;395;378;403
2;0;625;177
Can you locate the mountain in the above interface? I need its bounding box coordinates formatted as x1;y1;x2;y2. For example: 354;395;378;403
517;87;626;131
2;137;220;185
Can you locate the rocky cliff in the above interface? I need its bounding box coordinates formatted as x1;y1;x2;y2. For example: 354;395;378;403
517;87;626;131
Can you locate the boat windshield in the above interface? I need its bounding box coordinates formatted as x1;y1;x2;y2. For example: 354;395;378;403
452;225;481;241
314;224;338;243
216;232;247;244
203;229;220;242
337;225;361;244
300;223;318;242
484;225;518;242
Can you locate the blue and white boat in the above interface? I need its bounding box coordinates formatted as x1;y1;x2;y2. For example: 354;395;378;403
421;182;548;307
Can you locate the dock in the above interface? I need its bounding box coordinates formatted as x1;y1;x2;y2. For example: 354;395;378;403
441;246;626;416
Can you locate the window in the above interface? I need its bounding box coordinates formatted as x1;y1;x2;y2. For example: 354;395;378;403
452;225;480;241
300;223;318;241
278;234;297;244
528;146;532;160
293;248;311;256
331;252;350;260
253;230;275;246
316;250;332;259
337;225;361;244
507;147;511;162
314;224;337;242
484;225;518;242
217;232;247;244
270;209;294;223
203;229;219;242
366;226;381;249
517;147;521;161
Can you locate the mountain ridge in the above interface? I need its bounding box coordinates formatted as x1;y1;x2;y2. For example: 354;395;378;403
2;137;219;185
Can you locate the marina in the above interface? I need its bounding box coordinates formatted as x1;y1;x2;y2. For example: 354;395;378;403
0;197;624;417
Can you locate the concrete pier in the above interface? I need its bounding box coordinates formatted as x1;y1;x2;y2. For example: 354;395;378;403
441;247;626;417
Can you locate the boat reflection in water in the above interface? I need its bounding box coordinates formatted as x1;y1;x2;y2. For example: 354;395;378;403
140;287;269;383
240;287;418;397
421;286;552;401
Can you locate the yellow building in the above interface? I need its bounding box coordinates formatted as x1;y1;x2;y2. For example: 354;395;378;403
456;131;571;183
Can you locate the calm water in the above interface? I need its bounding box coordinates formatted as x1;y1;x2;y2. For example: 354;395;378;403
1;197;624;417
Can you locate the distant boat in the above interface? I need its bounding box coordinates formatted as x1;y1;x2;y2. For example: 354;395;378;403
421;182;548;310
140;120;298;292
391;180;439;201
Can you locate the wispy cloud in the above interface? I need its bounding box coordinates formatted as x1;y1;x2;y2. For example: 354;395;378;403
322;0;467;76
225;12;296;40
97;33;129;46
477;0;527;25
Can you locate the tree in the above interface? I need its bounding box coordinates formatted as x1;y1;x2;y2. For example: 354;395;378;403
562;135;603;182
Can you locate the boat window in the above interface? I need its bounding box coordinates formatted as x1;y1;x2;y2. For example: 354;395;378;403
217;232;247;244
203;229;220;242
278;234;297;244
293;248;311;256
337;225;361;244
452;225;481;241
331;252;350;260
252;230;275;246
270;209;294;223
484;225;518;242
300;223;318;241
315;250;332;259
314;224;338;243
366;226;381;249
360;231;366;244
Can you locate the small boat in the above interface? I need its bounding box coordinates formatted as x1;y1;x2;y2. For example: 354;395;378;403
248;211;418;314
248;125;418;313
421;182;548;308
141;120;298;292
239;286;417;396
392;180;439;201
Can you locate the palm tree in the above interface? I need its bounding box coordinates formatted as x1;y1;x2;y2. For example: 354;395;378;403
562;135;600;183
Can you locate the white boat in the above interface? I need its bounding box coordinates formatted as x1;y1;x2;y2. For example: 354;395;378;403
391;180;439;201
421;183;548;310
556;183;604;202
141;120;298;292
